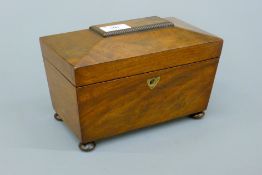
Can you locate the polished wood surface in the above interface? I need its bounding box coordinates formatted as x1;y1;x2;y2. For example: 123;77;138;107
40;16;223;144
77;58;219;142
75;41;221;86
44;60;81;139
41;42;76;85
40;17;223;86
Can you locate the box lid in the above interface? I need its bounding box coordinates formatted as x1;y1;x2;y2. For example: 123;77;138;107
40;16;223;87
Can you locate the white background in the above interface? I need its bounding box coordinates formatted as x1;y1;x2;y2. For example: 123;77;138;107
0;0;261;174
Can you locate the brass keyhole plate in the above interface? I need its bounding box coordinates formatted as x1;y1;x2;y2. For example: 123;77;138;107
147;76;160;89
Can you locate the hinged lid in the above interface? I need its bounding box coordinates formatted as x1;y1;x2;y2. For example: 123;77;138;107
40;16;223;87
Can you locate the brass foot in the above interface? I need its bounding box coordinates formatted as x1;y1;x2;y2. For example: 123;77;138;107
79;142;96;152
189;111;205;119
54;113;63;122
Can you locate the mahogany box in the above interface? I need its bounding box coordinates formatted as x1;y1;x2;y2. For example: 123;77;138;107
40;16;223;152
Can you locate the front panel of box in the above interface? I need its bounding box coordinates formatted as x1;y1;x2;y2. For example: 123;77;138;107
77;58;219;142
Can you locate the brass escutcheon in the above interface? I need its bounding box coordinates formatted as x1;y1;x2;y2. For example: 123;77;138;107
147;76;160;89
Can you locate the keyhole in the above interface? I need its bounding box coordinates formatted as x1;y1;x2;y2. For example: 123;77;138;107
149;79;155;85
147;76;160;90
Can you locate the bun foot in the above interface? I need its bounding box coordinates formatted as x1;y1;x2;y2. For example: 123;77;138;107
79;142;96;152
54;113;63;121
190;111;205;119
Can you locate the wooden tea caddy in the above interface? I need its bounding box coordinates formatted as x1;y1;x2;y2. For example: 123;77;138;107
40;16;223;152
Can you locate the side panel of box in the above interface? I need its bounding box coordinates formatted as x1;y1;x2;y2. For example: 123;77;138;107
40;38;76;85
44;60;81;140
77;58;219;143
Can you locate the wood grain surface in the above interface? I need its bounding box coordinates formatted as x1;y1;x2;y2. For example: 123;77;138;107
44;60;81;139
77;58;219;142
40;17;223;143
40;17;223;86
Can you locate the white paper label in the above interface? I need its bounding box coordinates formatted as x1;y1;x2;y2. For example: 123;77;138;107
99;24;131;32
